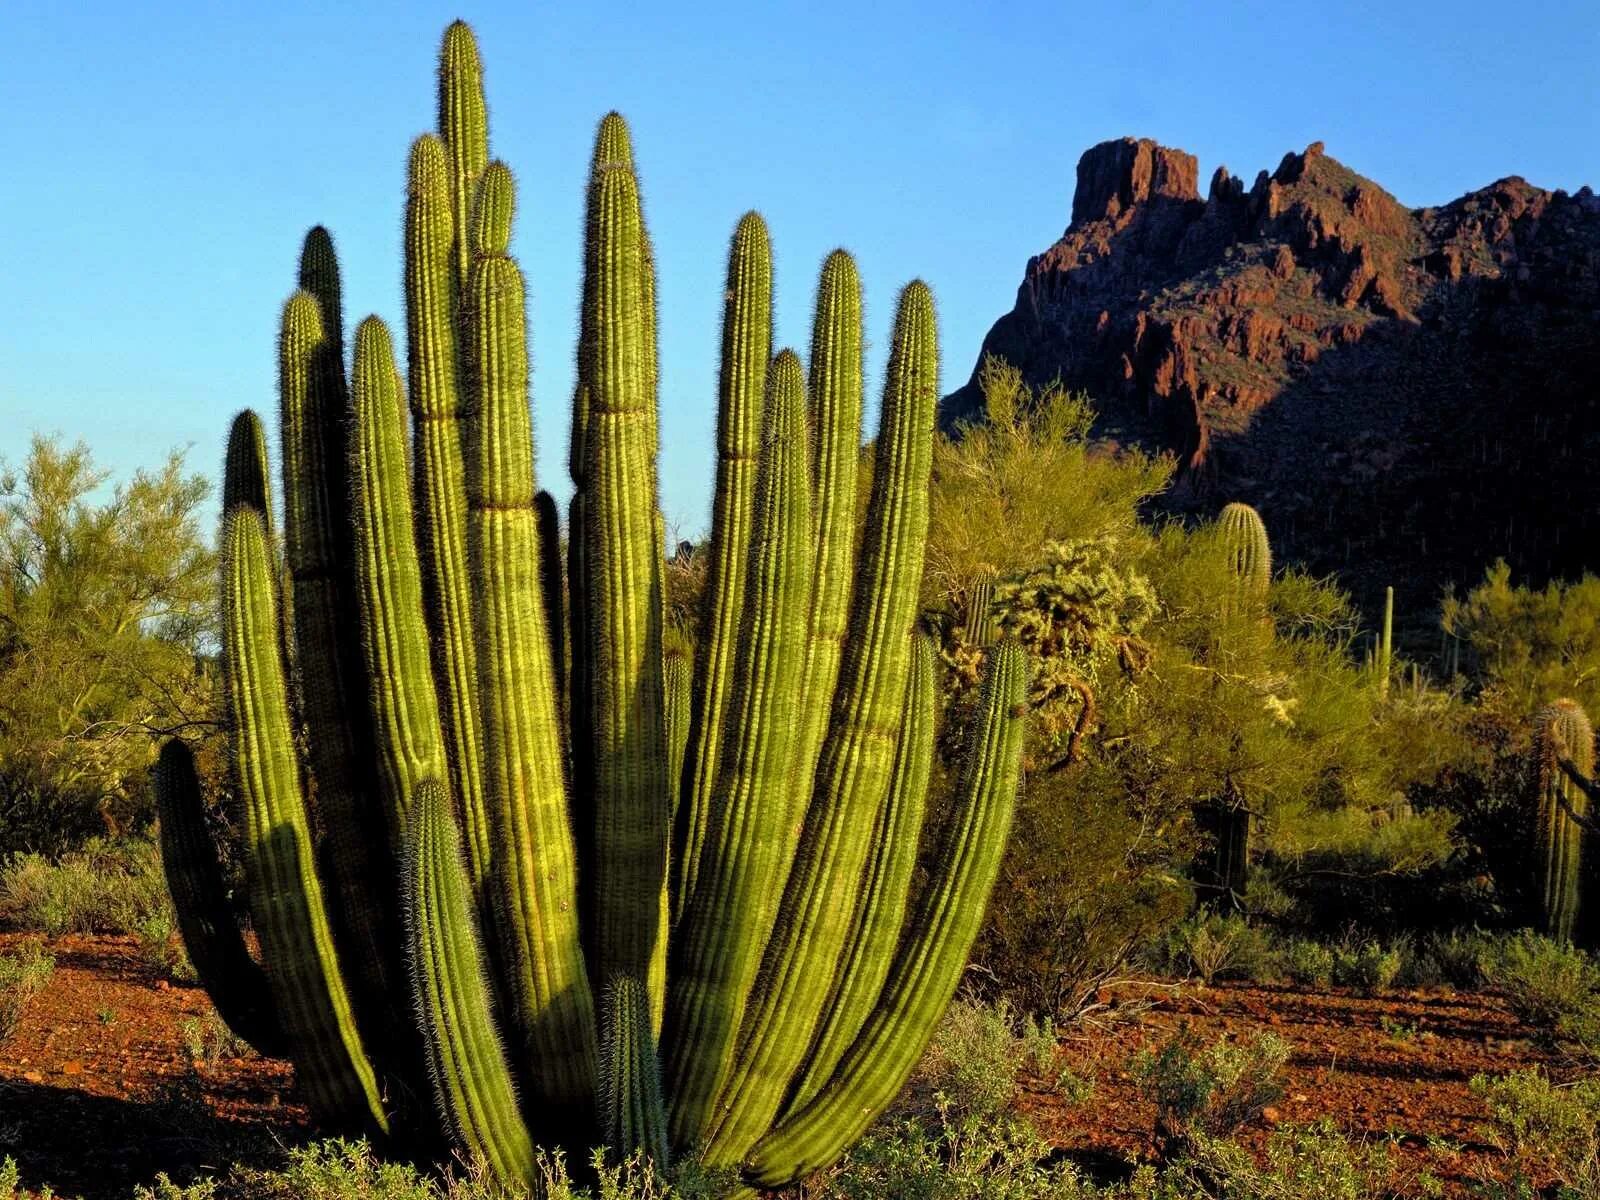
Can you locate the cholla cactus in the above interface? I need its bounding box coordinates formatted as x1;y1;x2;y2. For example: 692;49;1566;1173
164;21;1028;1192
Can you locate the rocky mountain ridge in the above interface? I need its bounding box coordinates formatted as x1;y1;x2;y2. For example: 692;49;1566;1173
945;137;1600;633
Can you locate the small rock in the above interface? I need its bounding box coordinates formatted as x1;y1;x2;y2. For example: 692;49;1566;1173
22;1071;43;1084
155;979;171;991
61;1060;82;1076
1261;1106;1281;1124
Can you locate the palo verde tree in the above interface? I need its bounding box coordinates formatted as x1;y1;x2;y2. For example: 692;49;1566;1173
160;21;1027;1193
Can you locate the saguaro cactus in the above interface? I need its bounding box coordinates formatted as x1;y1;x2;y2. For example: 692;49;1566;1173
1218;501;1271;594
1535;699;1594;942
173;20;1028;1192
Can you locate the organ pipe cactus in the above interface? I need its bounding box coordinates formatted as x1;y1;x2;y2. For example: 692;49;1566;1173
174;19;1028;1191
1535;699;1593;942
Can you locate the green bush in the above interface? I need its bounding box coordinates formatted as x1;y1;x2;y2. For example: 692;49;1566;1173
1332;938;1404;995
1160;913;1277;986
1131;1027;1289;1159
900;997;1058;1125
134;1139;725;1200
1485;933;1600;1058
1282;938;1336;988
0;837;172;936
1137;1120;1404;1200
0;936;53;1042
1472;1068;1600;1199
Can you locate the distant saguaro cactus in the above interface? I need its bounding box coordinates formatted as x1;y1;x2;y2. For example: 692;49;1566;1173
167;21;1028;1192
1535;699;1594;942
1218;501;1271;594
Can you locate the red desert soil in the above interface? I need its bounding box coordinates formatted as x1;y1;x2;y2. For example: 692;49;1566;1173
0;934;1577;1197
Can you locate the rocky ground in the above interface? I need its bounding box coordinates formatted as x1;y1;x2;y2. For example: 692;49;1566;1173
0;933;1575;1198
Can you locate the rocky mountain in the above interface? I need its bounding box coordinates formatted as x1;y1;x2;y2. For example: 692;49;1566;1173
944;137;1600;638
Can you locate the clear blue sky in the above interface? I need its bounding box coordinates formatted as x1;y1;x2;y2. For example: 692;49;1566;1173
3;1;1596;537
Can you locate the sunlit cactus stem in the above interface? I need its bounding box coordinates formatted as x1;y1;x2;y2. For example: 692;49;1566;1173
1536;699;1593;942
1218;501;1271;595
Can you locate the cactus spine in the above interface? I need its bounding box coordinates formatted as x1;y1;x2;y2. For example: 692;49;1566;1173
1536;699;1593;942
171;22;1027;1192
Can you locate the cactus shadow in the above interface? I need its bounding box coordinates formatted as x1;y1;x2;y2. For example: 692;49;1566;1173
0;1075;296;1200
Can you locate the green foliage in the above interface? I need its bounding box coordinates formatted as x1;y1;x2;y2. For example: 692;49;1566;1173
0;935;53;1042
902;996;1059;1125
1444;561;1600;718
1484;933;1600;1058
0;437;214;855
1472;1069;1600;1199
1281;938;1336;987
1331;937;1404;995
1131;1027;1289;1158
0;837;172;937
1142;1120;1403;1200
1159;912;1277;986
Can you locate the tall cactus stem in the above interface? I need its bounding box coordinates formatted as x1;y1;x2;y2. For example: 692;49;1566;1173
600;975;670;1170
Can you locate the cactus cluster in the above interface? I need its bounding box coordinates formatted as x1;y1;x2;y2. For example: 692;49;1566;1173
1534;698;1594;943
161;21;1027;1192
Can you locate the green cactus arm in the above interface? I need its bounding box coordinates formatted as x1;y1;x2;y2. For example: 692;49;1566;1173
298;226;346;372
600;975;670;1170
744;640;1028;1188
1378;585;1394;699
403;779;537;1189
154;739;286;1057
663;648;692;831
785;634;936;1110
698;281;938;1164
278;284;402;1073
772;249;865;923
664;350;814;1146
224;410;275;533
405;132;490;891
1537;700;1593;941
463;225;597;1126
535;489;568;728
221;508;388;1136
350;315;451;844
965;575;997;647
1218;501;1271;594
579;161;671;1027
438;20;489;290
471;160;515;258
673;211;773;924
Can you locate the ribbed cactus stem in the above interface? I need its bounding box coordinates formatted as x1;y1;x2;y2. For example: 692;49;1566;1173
1219;501;1271;594
1537;699;1592;942
438;20;489;290
404;780;536;1188
580;161;671;1023
600;975;669;1169
675;211;773;923
534;490;568;726
221;509;387;1136
223;410;274;529
746;640;1028;1187
154;740;285;1057
405;131;490;891
965;575;997;647
351;315;450;844
696;281;939;1165
278;285;399;1074
788;635;936;1108
463;220;596;1124
665;350;813;1144
1378;585;1394;699
471;161;515;258
663;648;692;830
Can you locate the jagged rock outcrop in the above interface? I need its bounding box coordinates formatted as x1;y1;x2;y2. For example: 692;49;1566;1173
945;137;1600;625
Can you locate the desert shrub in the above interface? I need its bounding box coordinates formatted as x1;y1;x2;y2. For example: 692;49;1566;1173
1282;938;1336;988
1131;1027;1289;1159
1472;1068;1600;1198
1332;937;1405;995
817;1105;1100;1200
180;1011;255;1065
1140;1120;1403;1200
902;997;1058;1124
135;1140;723;1200
0;837;171;936
1159;912;1276;986
1405;928;1499;990
1484;933;1600;1058
0;937;53;1042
